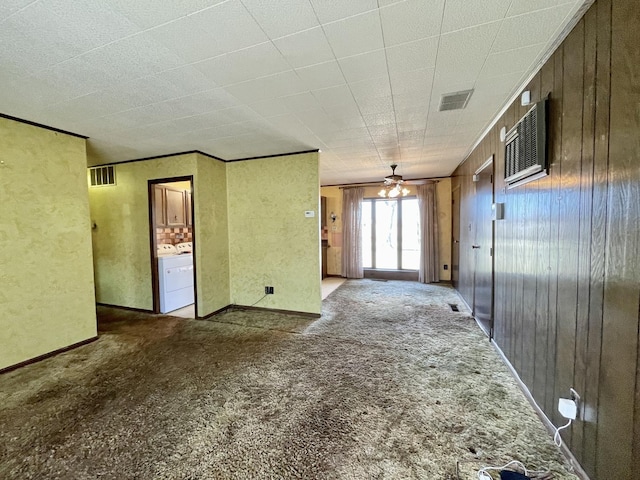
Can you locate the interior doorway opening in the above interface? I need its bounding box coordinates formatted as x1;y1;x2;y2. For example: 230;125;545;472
148;176;197;318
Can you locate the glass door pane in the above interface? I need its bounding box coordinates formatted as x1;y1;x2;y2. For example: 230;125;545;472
361;201;372;268
375;200;398;269
401;198;420;270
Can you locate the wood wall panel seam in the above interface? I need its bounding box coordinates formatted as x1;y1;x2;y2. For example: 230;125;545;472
596;0;640;476
572;6;599;463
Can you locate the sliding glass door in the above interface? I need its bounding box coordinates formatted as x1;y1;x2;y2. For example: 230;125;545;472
362;197;419;271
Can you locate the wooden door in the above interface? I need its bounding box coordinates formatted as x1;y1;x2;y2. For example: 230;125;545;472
473;158;494;337
451;186;461;289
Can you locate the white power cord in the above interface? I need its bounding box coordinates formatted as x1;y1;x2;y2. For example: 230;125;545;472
478;460;528;479
553;418;573;447
477;459;551;480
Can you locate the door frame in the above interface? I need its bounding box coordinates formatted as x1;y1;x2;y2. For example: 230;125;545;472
472;155;494;338
148;175;197;315
451;184;461;290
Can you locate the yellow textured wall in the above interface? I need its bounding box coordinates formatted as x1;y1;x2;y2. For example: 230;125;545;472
89;154;231;315
227;153;321;314
194;154;230;316
436;178;452;281
0;117;97;370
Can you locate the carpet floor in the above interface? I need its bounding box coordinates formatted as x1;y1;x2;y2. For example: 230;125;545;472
0;280;578;479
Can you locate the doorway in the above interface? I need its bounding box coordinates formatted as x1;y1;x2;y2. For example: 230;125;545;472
451;185;461;290
472;156;494;337
148;176;197;318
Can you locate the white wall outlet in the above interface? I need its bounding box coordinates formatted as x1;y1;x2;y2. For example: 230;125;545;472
304;210;315;217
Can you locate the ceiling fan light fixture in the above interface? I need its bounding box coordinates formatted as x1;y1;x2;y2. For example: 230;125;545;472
378;164;410;198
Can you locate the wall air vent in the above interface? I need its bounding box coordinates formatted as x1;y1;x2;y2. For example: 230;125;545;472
439;89;473;111
89;165;116;187
504;99;548;189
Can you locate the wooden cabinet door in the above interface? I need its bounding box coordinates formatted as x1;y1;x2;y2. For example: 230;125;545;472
185;191;192;226
154;185;166;226
166;188;186;226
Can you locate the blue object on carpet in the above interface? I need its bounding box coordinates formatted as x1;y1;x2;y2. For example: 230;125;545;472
500;471;531;480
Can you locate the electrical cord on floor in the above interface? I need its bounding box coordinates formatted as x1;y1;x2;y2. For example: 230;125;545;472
478;460;528;479
553;418;573;447
477;460;551;480
251;294;267;306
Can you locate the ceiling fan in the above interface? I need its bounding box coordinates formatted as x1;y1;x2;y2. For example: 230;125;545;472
378;164;410;198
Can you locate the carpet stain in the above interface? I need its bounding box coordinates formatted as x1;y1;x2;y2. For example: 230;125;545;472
0;280;578;480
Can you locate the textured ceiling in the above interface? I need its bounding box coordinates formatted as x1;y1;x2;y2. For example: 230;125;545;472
0;0;588;185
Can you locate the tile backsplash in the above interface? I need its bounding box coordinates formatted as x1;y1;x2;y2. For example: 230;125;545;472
157;227;192;245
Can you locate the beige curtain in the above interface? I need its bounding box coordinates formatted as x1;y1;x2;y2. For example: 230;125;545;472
341;187;364;279
417;183;440;283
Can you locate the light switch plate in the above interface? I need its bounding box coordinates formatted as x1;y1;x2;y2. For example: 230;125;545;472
304;210;315;217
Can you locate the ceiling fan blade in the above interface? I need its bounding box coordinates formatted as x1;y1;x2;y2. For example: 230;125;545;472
404;179;428;185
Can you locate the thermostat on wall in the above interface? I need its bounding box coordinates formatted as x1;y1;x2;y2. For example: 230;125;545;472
304;210;315;218
492;202;505;220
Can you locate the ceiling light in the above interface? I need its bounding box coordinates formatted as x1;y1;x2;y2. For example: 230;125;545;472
378;165;410;198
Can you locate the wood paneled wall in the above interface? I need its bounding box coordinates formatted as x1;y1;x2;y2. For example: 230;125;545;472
451;0;640;478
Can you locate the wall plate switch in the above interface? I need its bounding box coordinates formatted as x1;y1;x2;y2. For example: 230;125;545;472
492;202;505;220
304;210;315;217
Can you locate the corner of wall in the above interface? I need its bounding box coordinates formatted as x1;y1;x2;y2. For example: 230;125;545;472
227;152;322;314
1;117;96;370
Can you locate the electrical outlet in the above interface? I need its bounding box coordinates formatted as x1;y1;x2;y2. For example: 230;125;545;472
569;388;580;419
570;388;580;405
264;286;274;295
443;264;448;270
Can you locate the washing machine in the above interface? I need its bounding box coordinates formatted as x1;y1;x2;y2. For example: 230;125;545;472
157;244;194;313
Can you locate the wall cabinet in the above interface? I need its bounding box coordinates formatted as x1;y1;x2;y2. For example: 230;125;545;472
154;185;192;228
165;188;185;226
154;185;166;226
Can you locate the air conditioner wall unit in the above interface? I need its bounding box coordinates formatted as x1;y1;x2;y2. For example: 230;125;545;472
504;99;548;188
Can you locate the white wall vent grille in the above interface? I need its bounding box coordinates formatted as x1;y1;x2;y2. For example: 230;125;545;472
89;166;116;187
504;99;547;188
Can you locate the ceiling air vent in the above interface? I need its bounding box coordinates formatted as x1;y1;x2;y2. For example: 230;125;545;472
89;165;116;187
439;89;473;111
